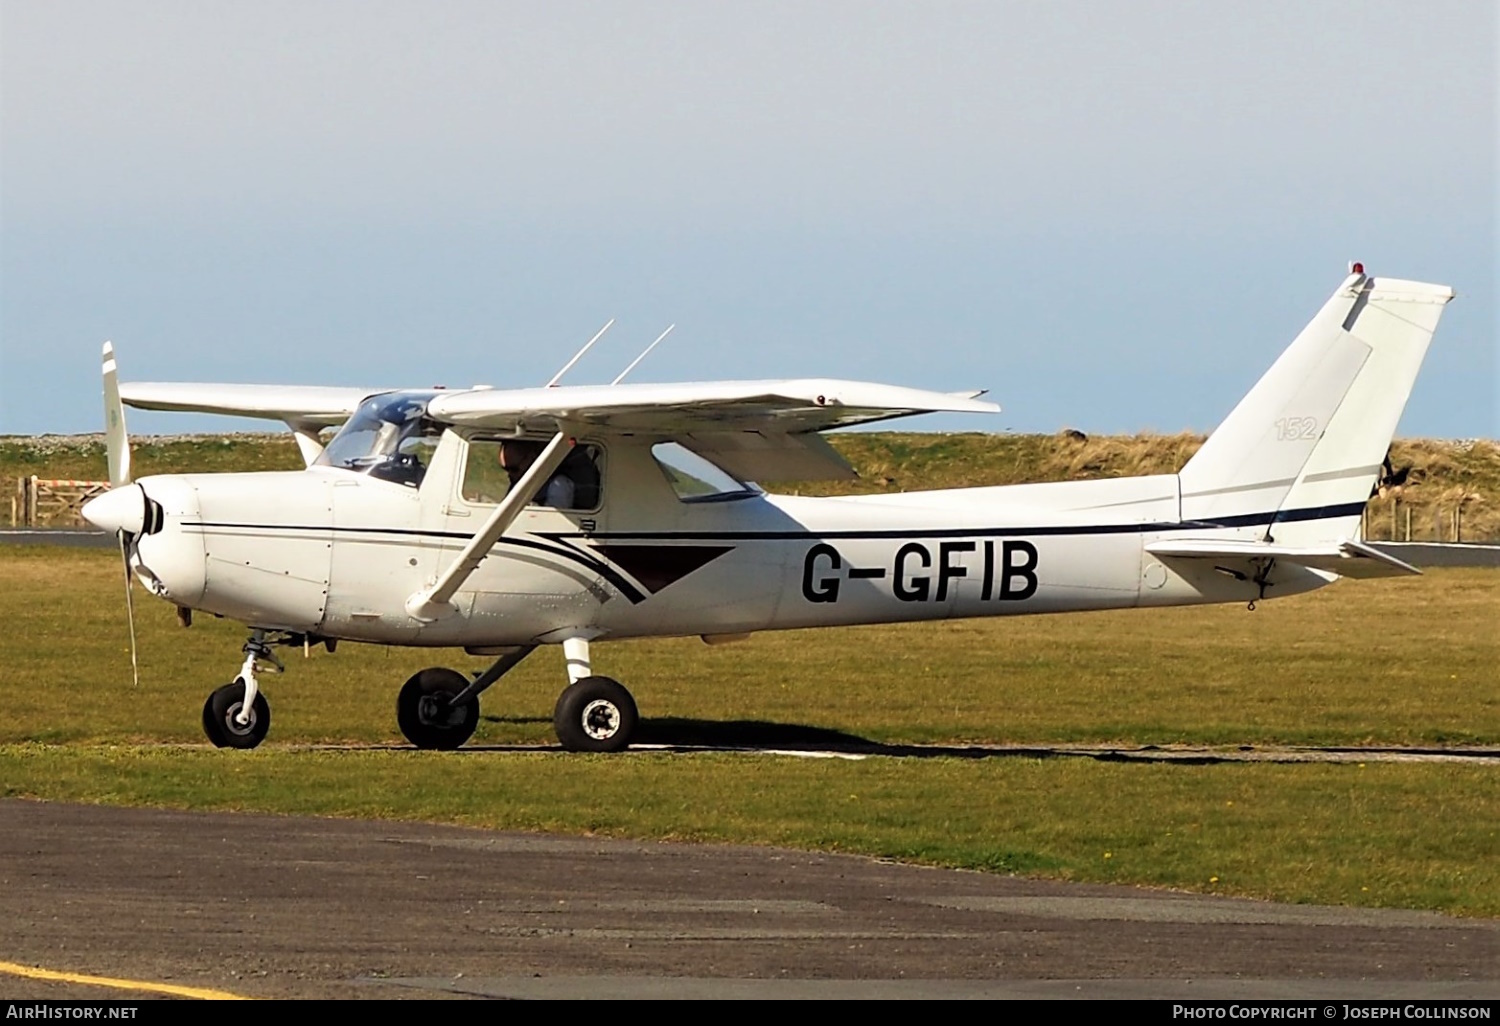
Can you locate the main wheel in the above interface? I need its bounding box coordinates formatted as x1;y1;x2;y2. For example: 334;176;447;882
397;667;479;750
553;676;638;753
202;680;271;750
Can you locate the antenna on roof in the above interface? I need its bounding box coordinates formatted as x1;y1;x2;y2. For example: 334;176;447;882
610;324;675;385
545;318;615;388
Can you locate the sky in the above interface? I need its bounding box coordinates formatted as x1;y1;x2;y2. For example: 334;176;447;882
2;1;1495;440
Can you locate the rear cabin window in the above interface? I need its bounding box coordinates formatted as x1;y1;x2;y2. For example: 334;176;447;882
461;438;603;511
650;442;758;503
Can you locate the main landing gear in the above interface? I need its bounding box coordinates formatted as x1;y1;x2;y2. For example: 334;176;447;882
397;636;639;754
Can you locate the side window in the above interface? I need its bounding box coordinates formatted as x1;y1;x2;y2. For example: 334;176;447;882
462;438;603;510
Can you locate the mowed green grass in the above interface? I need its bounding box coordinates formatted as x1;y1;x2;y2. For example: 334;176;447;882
1;547;1496;915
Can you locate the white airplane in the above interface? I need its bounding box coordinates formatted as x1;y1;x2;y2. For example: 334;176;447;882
82;268;1453;753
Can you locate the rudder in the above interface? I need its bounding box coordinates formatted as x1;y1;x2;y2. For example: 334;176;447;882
1178;270;1453;544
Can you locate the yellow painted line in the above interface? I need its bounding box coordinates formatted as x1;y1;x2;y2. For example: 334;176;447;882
0;960;250;1000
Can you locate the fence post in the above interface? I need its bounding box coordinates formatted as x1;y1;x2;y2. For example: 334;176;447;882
27;476;37;528
1404;505;1412;542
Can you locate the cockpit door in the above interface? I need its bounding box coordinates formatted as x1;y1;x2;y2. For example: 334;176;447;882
322;426;454;643
440;435;610;642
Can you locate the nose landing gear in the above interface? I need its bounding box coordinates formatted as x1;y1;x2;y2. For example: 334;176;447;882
202;630;284;749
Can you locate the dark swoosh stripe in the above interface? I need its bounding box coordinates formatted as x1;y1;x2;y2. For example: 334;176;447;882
188;521;648;603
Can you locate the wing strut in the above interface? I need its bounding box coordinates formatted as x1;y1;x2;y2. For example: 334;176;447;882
546;320;614;388
610;324;675;385
404;430;575;621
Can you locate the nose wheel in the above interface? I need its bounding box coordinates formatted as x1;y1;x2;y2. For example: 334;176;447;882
202;680;271;749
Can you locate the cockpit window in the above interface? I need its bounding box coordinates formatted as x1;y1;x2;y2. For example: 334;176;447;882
651;442;758;502
316;391;444;488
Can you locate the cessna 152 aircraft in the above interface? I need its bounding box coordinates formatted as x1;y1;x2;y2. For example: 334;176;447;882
82;268;1452;753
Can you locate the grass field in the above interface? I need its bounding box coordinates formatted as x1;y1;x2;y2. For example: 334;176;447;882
1;546;1496;916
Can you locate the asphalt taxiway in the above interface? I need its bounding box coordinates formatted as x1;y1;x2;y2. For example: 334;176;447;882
0;799;1494;1000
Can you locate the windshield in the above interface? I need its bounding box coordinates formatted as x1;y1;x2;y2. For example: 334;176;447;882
316;391;444;488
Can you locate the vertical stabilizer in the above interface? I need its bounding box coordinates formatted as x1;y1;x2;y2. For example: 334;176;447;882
1178;272;1453;542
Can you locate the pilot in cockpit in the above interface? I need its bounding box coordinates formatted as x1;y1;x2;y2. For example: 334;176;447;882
499;440;575;509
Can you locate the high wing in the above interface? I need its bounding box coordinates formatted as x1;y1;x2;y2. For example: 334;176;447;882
1145;538;1421;580
120;382;389;466
120;382;384;426
426;378;999;482
118;377;998;482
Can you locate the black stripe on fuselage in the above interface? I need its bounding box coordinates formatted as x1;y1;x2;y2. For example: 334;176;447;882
541;501;1368;542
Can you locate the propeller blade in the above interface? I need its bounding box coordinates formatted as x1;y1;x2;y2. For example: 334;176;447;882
118;530;141;688
102;341;132;488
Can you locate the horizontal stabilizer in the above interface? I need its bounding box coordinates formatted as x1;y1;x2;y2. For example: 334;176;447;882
1146;537;1420;579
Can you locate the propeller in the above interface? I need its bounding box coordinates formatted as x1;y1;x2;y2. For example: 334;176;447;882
103;341;130;488
98;341;141;686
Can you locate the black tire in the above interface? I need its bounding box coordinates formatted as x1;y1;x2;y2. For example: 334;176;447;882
553;676;638;753
397;667;479;750
202;679;271;750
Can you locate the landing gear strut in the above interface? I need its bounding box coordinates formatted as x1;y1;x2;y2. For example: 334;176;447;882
396;645;537;750
551;636;638;753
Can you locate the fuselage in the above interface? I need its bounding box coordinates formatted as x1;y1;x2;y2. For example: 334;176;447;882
122;429;1334;649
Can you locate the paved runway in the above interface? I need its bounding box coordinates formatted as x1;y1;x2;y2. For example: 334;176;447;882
0;799;1494;1000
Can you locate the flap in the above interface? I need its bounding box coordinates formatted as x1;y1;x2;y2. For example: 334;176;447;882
681;430;857;483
